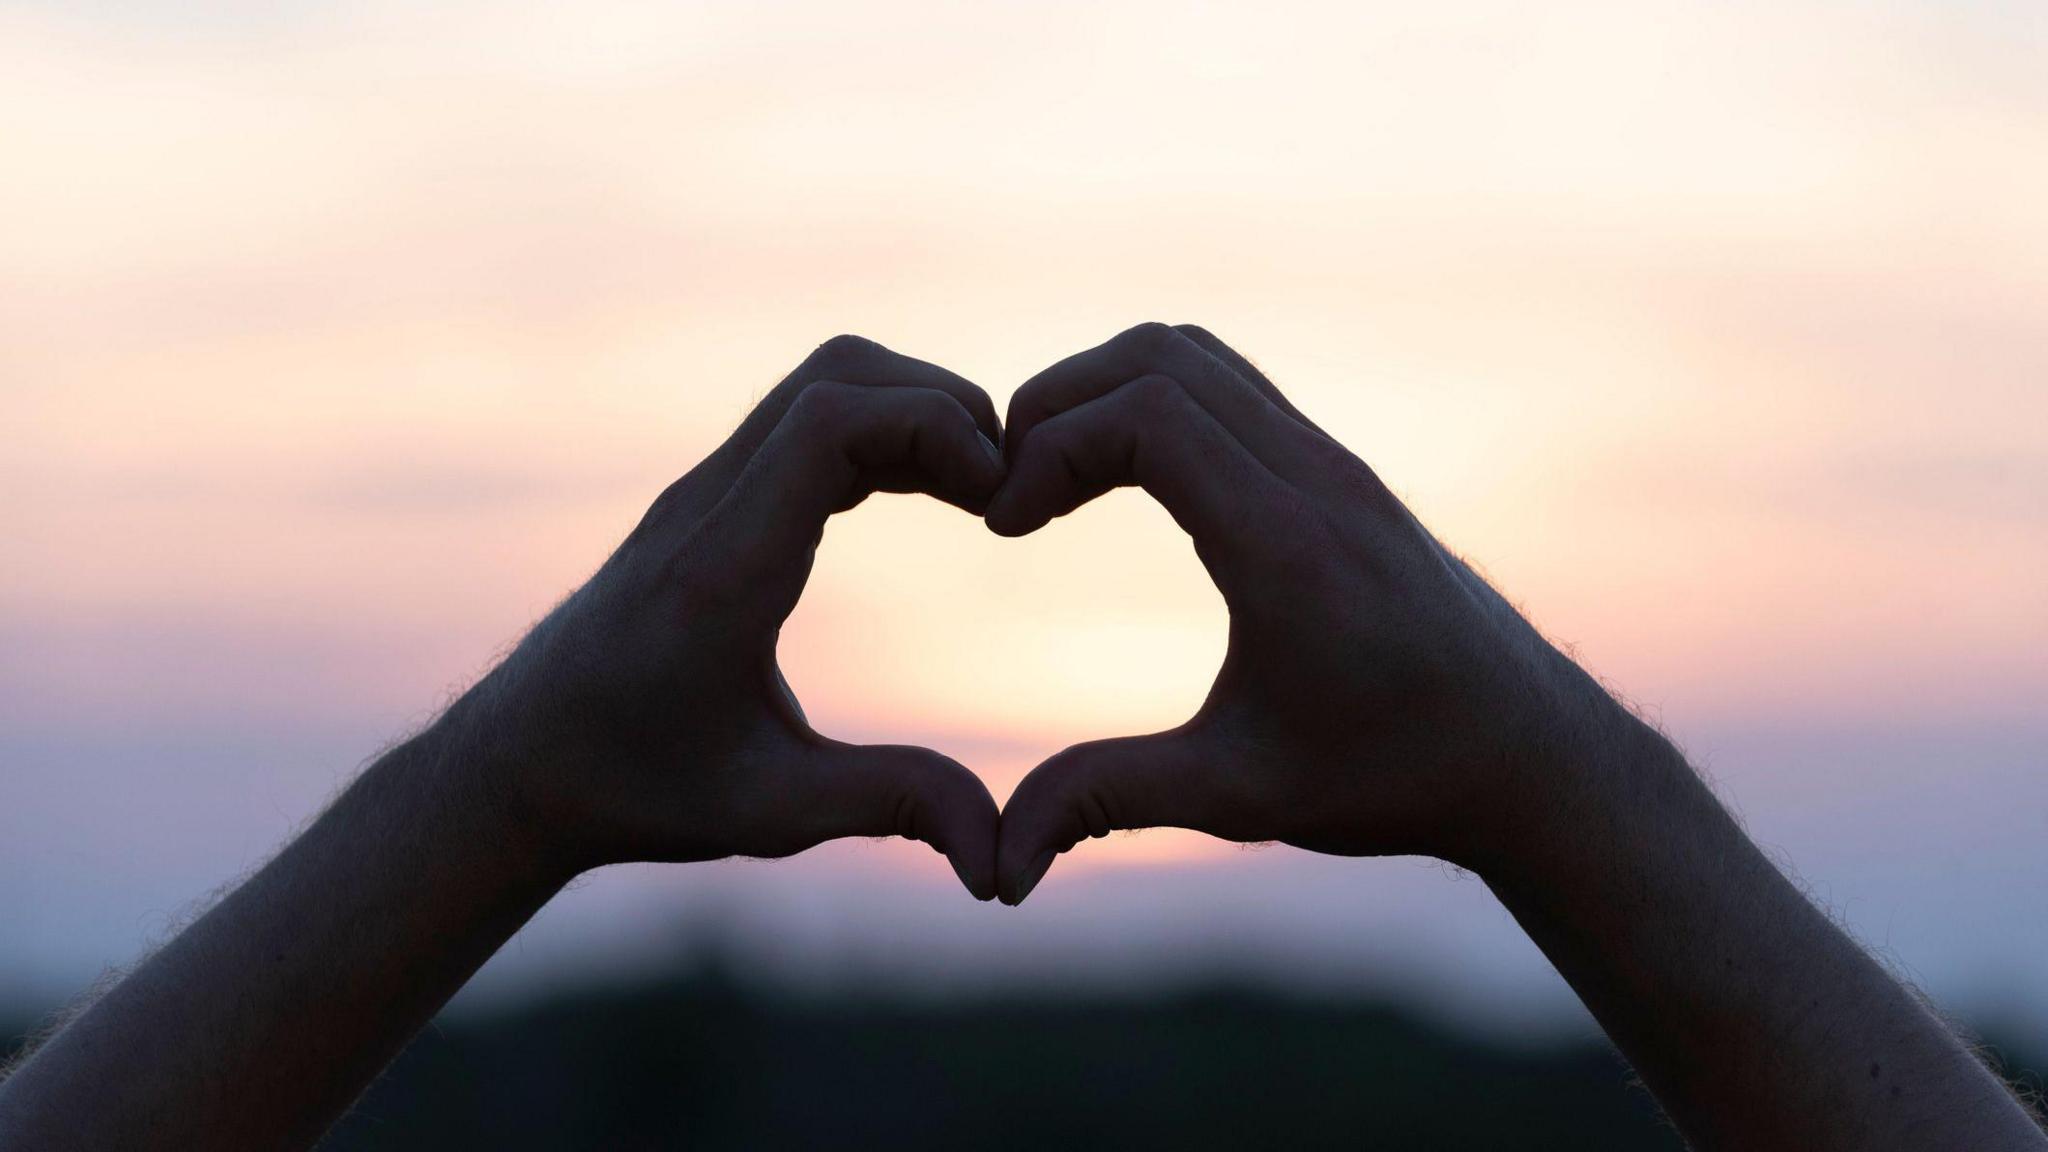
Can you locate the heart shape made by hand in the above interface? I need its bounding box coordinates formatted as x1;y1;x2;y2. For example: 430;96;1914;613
486;323;1602;913
753;323;1598;907
777;473;1226;868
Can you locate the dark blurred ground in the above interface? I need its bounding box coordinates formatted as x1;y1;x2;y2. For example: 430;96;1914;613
4;968;2040;1150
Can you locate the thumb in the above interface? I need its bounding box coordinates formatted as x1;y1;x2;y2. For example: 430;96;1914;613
995;729;1221;906
798;741;1001;901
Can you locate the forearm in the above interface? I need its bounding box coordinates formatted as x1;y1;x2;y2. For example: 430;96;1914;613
0;698;572;1150
1482;694;2044;1150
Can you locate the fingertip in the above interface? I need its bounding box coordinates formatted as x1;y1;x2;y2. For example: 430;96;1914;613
950;855;997;903
922;752;1000;902
981;480;1036;537
983;502;1035;538
1001;848;1057;906
957;388;1003;452
994;759;1066;903
946;806;999;903
932;410;1004;514
959;429;1006;516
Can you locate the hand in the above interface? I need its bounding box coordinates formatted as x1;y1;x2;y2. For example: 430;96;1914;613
988;323;1630;903
458;335;1006;898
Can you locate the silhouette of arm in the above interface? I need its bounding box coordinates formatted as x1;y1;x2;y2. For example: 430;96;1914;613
989;322;2046;1150
0;336;1005;1151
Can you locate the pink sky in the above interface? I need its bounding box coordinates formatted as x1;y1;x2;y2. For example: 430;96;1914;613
2;1;2044;1031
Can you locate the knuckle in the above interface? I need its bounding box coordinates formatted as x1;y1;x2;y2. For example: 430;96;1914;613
958;384;999;425
1013;411;1070;461
1130;319;1179;348
1004;390;1049;435
813;332;881;365
901;384;958;421
1123;372;1187;419
1121;320;1180;356
787;378;858;430
888;389;967;449
639;474;693;528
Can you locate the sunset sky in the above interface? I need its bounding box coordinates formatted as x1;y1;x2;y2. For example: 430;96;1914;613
2;0;2044;1035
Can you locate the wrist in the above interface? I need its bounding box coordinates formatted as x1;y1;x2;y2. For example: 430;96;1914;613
1458;661;1693;883
404;690;593;892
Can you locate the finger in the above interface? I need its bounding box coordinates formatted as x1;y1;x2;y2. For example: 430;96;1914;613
657;335;1000;526
1004;322;1321;482
995;730;1220;905
800;742;1001;901
1171;323;1330;439
693;382;1005;586
769;335;1001;452
984;373;1291;551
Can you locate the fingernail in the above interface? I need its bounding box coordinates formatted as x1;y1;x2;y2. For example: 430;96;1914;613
976;430;1003;471
1013;849;1056;905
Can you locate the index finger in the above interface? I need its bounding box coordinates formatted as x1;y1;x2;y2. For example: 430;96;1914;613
1004;322;1322;482
985;373;1291;550
687;382;1005;613
655;335;1001;530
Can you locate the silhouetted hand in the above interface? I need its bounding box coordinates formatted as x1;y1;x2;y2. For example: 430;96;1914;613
983;322;2048;1150
988;322;1613;902
0;336;1020;1152
469;335;1006;896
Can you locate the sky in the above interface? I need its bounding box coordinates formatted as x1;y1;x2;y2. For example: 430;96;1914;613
2;0;2045;1039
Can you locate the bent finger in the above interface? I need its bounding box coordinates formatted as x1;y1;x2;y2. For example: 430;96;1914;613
697;382;1005;587
1004;322;1322;482
658;336;1000;528
984;373;1293;571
